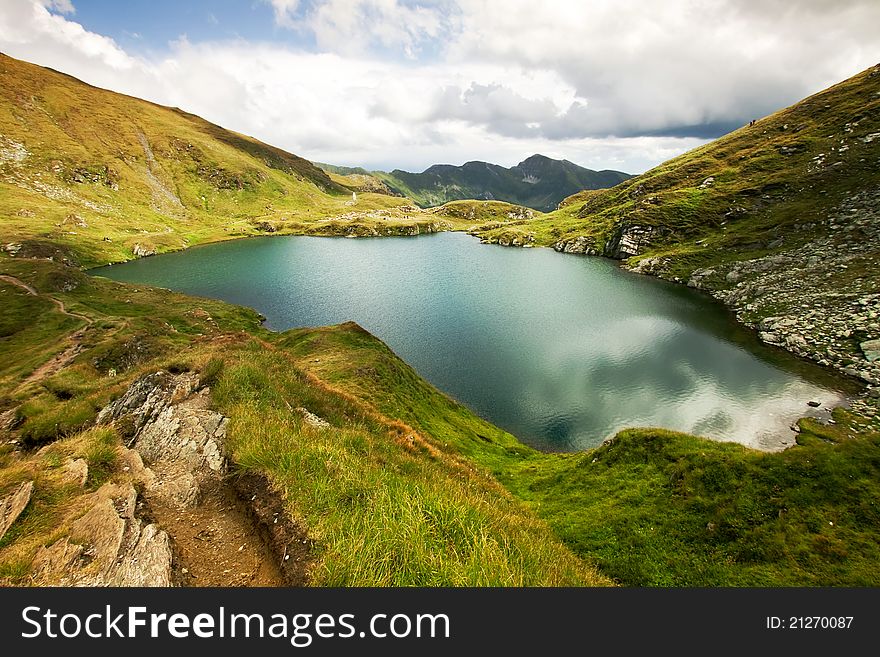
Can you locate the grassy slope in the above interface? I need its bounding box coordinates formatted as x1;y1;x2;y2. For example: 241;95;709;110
0;54;465;269
472;64;880;271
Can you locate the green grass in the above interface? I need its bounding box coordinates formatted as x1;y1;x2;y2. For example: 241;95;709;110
211;340;603;586
280;323;880;586
79;427;119;488
506;428;880;586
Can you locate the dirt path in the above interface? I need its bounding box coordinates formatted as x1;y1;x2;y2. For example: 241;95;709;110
21;328;88;384
99;372;310;587
0;274;37;296
1;274;95;385
146;477;287;587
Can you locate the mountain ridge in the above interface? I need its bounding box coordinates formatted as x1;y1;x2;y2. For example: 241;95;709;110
318;154;631;212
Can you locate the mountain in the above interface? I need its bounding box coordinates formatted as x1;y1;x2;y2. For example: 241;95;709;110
317;155;632;212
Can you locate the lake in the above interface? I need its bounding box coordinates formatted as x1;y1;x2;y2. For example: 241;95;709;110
92;232;846;451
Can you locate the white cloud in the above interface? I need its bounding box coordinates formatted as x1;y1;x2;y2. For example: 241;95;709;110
1;0;878;173
266;0;452;58
0;0;136;72
265;0;301;28
450;0;880;137
43;0;74;14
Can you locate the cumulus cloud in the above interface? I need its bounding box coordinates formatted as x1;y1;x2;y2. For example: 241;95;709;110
1;0;878;173
449;0;880;138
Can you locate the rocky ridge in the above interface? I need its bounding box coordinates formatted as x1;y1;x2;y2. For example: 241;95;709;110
660;187;880;423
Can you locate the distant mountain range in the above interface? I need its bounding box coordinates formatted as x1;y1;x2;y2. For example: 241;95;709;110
316;155;632;212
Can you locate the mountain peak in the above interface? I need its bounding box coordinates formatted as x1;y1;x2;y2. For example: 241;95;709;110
374;154;632;212
518;154;554;166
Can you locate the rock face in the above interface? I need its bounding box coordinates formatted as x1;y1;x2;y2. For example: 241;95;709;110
554;224;662;258
33;482;173;586
132;242;156;258
554;235;598;255
98;371;228;509
606;224;661;258
0;480;33;541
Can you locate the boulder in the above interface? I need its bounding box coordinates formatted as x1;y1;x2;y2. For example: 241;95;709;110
860;339;880;362
33;483;172;586
62;458;89;487
132;242;156;258
0;480;33;541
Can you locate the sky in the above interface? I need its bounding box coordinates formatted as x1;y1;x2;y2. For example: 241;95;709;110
0;1;877;174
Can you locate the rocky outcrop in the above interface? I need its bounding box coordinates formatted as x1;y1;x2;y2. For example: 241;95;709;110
554;224;663;258
605;224;662;258
673;187;880;418
33;482;173;586
554;235;599;255
94;370;306;586
0;480;33;541
98;371;228;509
132;242;157;258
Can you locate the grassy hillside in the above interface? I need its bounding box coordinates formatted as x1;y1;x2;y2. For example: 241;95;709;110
471;64;880;269
314;162;398;196
0;54;463;269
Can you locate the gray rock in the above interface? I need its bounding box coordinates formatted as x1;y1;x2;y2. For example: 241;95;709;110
33;483;172;587
132;242;156;258
554;235;596;255
62;458;89;487
861;339;880;362
99;371;228;510
688;268;715;289
298;407;331;429
758;331;782;345
612;224;658;258
0;480;33;541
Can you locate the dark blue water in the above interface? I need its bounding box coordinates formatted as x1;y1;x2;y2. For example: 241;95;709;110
92;232;844;451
